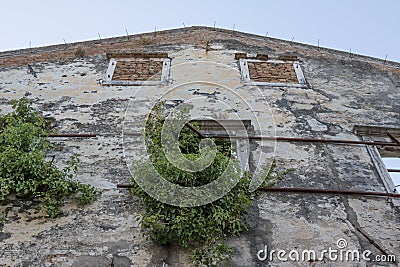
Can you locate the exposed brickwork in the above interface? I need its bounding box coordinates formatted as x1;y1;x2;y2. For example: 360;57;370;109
234;53;268;60
234;53;247;60
112;59;163;81
0;27;398;70
255;54;268;60
278;54;298;61
247;61;298;83
107;52;168;59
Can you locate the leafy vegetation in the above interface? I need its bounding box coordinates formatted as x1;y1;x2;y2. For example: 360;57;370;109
0;98;98;218
130;103;281;266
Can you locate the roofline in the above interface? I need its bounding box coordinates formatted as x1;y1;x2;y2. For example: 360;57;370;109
0;26;399;68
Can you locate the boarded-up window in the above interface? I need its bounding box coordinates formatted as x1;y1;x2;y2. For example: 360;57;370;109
238;53;307;88
103;52;171;86
247;62;298;83
113;59;163;81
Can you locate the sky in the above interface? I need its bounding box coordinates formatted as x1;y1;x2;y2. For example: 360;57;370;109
382;158;400;189
0;1;399;62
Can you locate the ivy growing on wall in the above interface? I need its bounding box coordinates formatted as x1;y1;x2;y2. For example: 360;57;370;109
0;98;98;218
130;103;281;266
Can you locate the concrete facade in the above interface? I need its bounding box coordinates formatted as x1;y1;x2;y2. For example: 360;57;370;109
0;26;399;266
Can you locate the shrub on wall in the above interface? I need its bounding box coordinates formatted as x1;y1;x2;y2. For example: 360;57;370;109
130;103;279;266
0;98;97;218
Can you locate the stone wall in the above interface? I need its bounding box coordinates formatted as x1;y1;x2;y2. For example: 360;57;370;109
0;27;399;266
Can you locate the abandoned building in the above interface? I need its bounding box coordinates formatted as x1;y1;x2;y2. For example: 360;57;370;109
0;26;399;266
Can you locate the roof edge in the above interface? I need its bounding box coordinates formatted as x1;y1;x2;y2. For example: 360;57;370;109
0;26;399;68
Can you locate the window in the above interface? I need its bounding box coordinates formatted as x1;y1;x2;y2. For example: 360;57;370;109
354;125;400;205
191;119;252;171
382;158;400;189
377;142;400;194
390;71;400;88
102;52;171;86
237;53;307;87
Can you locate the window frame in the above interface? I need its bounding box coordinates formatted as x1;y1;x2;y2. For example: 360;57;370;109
239;58;308;88
355;125;400;206
102;53;171;86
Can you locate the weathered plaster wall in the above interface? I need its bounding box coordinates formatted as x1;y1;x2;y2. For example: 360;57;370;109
0;28;399;266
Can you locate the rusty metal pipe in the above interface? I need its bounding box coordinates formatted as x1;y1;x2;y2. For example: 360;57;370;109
179;124;400;146
117;184;400;198
257;187;400;198
119;128;400;147
202;134;399;147
185;123;206;139
387;132;400;145
275;136;397;146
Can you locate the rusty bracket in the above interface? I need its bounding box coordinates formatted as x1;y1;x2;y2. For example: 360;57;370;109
257;187;400;198
185;123;205;139
387;132;400;145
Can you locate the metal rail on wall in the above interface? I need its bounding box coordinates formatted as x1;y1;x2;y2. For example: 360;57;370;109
46;125;400;198
116;184;400;198
44;130;400;148
121;125;400;147
191;127;400;147
180;124;400;197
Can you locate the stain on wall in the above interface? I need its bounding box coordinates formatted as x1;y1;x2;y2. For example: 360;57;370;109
0;27;399;266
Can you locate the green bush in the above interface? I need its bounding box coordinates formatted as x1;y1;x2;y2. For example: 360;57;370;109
130;103;278;266
0;98;98;218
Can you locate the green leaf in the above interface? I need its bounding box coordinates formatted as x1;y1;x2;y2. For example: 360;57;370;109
129;102;286;266
0;98;99;219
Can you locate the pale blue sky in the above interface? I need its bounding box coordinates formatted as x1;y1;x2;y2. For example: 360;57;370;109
0;1;399;62
382;158;400;189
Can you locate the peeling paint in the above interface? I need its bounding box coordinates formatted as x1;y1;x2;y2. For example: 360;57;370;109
0;27;399;266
